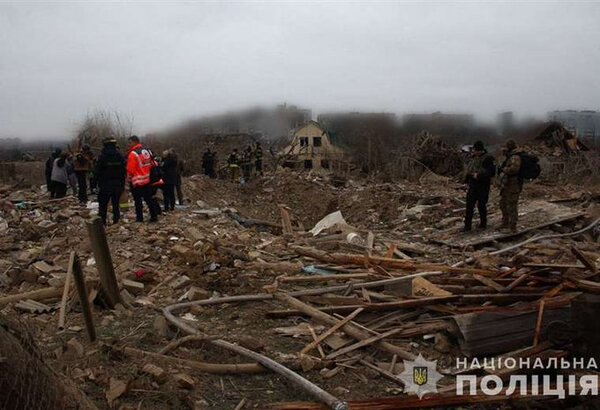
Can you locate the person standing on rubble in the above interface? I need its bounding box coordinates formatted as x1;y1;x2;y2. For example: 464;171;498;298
95;137;126;225
202;147;215;178
498;139;523;233
66;153;78;197
45;148;61;198
161;149;178;212
227;148;240;182
174;151;185;205
254;141;263;176
50;152;70;199
240;145;254;183
73;145;93;204
463;140;496;232
126;135;159;223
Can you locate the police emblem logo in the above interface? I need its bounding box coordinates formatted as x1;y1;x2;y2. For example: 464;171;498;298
399;354;443;399
413;366;428;386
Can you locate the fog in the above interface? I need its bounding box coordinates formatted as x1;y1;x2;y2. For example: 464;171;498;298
1;2;599;140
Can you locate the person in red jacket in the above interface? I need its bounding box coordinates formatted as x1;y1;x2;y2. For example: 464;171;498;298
126;135;159;222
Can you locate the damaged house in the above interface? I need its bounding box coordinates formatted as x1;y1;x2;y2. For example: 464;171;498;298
282;121;347;171
519;121;596;182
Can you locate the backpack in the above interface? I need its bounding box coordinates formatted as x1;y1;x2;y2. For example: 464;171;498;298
517;152;541;181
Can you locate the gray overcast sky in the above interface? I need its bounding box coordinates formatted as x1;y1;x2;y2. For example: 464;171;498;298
1;1;599;140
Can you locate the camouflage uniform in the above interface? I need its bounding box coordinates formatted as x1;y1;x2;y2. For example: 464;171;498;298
499;151;522;231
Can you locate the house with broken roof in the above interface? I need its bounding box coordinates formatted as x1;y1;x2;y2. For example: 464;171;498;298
281;121;347;171
515;121;595;182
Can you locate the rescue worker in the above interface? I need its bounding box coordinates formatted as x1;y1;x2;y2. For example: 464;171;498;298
202;148;215;178
254;142;263;176
50;152;70;199
161;149;178;212
240;145;253;183
498;139;522;233
95;137;126;225
45;148;61;198
126;135;159;223
463;140;496;232
66;154;77;196
227;149;240;182
73;145;93;203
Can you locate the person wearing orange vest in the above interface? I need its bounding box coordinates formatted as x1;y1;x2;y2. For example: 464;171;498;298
126;135;159;223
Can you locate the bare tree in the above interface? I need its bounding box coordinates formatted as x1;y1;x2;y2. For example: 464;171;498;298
74;110;134;150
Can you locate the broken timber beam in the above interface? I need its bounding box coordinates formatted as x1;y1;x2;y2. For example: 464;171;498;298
275;293;415;360
87;217;121;308
571;245;598;275
0;286;63;306
57;251;75;330
300;307;364;356
71;253;96;342
279;273;376;283
325;327;404;360
121;346;265;374
291;246;495;275
267;296;459;318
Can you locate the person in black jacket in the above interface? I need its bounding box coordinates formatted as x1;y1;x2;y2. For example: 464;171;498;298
95;137;126;225
161;149;178;212
463;140;496;232
45;148;61;198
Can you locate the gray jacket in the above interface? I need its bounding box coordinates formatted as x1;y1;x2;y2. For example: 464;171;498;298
51;158;69;185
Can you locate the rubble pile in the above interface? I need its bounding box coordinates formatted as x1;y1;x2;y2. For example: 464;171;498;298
0;172;599;409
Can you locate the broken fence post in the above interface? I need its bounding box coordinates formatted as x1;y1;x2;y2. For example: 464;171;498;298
87;217;121;308
71;252;96;342
57;251;74;330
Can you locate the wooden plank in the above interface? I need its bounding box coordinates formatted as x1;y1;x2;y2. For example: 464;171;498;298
571;245;598;274
275;293;415;360
58;252;75;330
576;279;600;294
71;253;96;342
0;286;63;306
393;249;413;260
523;263;585;270
385;243;397;259
359;359;403;385
300;307;364;355
412;277;452;297
533;299;546;347
279;273;374;283
291;246;497;276
87;217;121;308
472;274;504;292
503;272;533;292
307;326;325;358
325;327;404;360
279;205;294;235
366;231;375;257
267;296;459;317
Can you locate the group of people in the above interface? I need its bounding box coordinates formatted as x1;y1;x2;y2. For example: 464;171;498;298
463;139;530;233
46;136;527;233
45;136;185;226
45;146;96;201
226;142;263;183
